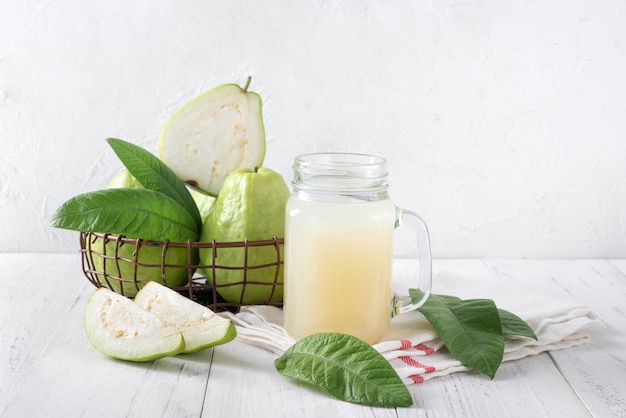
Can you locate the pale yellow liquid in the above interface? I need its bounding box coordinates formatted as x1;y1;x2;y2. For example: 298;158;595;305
283;197;395;344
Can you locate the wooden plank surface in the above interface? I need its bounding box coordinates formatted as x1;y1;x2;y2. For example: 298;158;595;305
0;254;211;417
1;254;624;417
486;259;626;417
398;259;594;418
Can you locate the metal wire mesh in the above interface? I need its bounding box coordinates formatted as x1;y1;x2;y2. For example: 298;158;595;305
79;232;284;312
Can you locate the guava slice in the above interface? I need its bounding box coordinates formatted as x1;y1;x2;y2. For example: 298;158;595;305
157;77;266;196
84;288;185;361
134;281;237;353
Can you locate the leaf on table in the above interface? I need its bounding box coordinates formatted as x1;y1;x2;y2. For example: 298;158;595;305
50;188;198;242
412;291;537;340
106;137;202;231
410;290;504;379
499;309;537;340
274;333;413;408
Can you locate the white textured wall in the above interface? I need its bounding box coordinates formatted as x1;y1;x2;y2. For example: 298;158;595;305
1;0;625;258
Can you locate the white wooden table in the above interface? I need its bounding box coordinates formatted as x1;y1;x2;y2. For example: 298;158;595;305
1;254;625;417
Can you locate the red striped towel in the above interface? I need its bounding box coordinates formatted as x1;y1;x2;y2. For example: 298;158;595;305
220;269;594;384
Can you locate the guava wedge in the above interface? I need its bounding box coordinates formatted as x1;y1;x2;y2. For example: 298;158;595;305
200;167;289;304
157;77;266;196
134;281;237;353
84;288;185;362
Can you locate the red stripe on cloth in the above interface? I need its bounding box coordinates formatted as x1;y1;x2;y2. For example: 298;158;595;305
415;343;435;355
400;339;412;349
409;374;424;384
400;356;436;373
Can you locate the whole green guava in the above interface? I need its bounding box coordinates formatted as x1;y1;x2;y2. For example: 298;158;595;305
199;167;289;304
90;169;194;297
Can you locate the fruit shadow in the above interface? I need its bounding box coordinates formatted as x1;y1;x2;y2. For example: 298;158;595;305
107;350;214;376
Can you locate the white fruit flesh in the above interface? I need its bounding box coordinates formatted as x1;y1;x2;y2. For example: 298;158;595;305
84;288;184;361
134;281;236;353
158;83;265;196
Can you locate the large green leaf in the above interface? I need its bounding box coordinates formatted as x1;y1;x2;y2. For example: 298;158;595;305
50;188;198;242
106;138;202;231
411;291;504;379
275;333;412;408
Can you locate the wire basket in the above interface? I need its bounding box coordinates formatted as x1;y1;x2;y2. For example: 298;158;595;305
79;232;284;312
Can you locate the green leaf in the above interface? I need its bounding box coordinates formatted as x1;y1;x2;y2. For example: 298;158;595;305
499;309;537;340
106;138;202;231
50;188;198;242
417;293;536;338
410;290;504;379
275;333;412;408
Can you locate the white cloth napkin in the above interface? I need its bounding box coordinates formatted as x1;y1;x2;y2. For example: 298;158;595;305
219;269;595;384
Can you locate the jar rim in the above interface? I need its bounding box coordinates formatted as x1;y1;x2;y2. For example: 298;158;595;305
294;152;387;169
292;152;389;197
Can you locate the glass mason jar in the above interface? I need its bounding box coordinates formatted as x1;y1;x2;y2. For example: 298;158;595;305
283;153;432;344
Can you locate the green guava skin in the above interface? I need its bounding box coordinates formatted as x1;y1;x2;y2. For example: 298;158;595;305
199;167;289;304
90;169;195;297
90;238;192;298
192;190;216;222
107;168;144;189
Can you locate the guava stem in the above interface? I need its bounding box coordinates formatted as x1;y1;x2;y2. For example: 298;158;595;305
243;76;252;92
254;166;259;173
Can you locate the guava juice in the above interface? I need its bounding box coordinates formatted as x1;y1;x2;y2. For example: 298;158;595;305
283;197;396;344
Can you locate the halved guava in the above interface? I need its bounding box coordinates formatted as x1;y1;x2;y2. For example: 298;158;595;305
134;281;237;353
84;288;185;361
157;78;266;196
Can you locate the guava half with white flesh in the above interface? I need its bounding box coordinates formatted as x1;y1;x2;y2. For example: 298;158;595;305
84;288;185;362
157;77;266;196
134;281;237;353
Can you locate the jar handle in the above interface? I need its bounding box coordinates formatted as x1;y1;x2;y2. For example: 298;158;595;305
394;207;432;315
